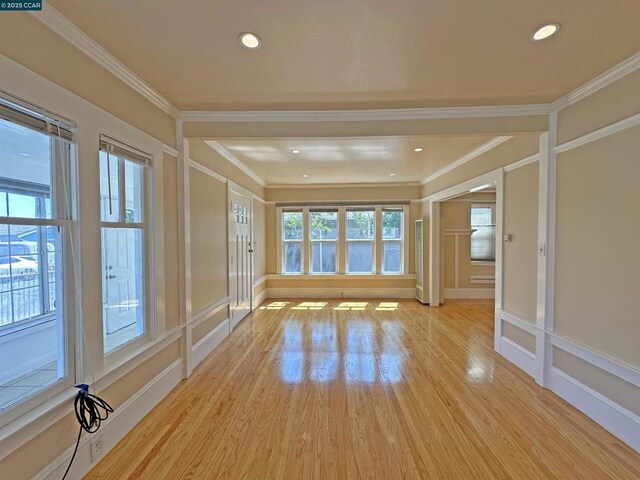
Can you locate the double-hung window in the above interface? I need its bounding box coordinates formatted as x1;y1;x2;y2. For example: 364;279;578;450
381;207;403;273
0;95;75;422
282;209;303;274
346;208;375;274
470;203;496;262
99;137;150;354
310;209;337;274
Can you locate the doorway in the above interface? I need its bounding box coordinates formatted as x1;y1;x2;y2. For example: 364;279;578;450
228;187;253;329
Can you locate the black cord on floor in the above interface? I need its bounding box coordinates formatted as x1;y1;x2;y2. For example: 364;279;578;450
61;384;113;480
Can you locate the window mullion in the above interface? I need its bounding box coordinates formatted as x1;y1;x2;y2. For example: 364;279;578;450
303;207;310;274
375;206;382;274
118;157;126;222
338;207;346;274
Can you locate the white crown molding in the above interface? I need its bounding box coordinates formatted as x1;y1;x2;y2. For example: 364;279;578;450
30;5;180;119
420;136;512;185
266;181;421;189
180;104;553;123
552;52;640;111
204;140;267;187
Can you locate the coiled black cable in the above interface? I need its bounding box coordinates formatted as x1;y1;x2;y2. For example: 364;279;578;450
62;384;113;480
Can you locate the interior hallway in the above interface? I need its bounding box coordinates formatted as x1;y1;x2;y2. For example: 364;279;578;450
84;300;639;479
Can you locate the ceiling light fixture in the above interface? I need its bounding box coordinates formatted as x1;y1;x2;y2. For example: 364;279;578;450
531;23;560;41
414;147;423;152
302;174;309;178
389;173;396;177
291;149;301;154
239;32;262;50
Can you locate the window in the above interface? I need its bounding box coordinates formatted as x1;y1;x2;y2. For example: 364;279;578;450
99;137;150;354
278;205;406;276
382;207;403;273
282;210;303;274
0;95;74;419
346;209;375;274
310;209;337;274
471;203;496;262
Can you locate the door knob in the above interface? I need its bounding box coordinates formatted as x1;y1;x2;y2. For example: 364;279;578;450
107;274;116;279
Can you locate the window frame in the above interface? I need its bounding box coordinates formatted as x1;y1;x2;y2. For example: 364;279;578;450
470;202;497;264
98;141;154;361
276;205;408;276
345;207;376;275
280;208;305;275
381;206;405;274
0;96;77;429
309;208;339;275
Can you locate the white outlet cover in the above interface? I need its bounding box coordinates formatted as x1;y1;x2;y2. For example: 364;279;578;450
90;435;104;462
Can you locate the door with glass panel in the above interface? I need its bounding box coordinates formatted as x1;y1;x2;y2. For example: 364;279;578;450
228;189;252;329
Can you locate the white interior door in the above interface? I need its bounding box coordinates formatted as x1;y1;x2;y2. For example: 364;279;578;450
228;190;252;329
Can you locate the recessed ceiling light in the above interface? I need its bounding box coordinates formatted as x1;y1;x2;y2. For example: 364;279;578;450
291;149;301;154
239;32;262;50
414;147;423;152
389;173;396;177
302;174;308;178
531;24;560;41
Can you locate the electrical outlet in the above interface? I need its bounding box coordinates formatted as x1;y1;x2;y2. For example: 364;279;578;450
90;434;104;462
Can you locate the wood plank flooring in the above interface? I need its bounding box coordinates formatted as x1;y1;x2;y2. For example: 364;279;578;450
85;299;640;479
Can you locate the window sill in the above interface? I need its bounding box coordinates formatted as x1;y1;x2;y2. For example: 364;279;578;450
470;261;496;266
268;274;415;281
0;326;183;462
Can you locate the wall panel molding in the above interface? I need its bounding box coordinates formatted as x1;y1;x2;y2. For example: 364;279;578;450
555;112;640;154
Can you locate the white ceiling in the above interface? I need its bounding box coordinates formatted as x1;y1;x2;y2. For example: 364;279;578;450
49;0;640;110
210;135;502;184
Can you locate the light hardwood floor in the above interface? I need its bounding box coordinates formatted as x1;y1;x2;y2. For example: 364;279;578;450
85;299;640;479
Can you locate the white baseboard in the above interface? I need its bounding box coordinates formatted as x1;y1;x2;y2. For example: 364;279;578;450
35;359;184;480
265;287;415;299
500;337;536;378
192;318;230;369
547;367;640;453
253;289;268;309
444;288;495;299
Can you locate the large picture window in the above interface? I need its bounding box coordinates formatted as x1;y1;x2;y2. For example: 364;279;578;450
346;209;375;274
471;203;496;262
310;209;337;274
99;138;150;354
278;205;407;276
0;95;74;420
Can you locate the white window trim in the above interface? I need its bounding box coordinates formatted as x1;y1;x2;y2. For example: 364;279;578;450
0;100;77;429
99;149;156;362
276;205;408;276
0;54;166;452
309;208;339;275
470;202;497;263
